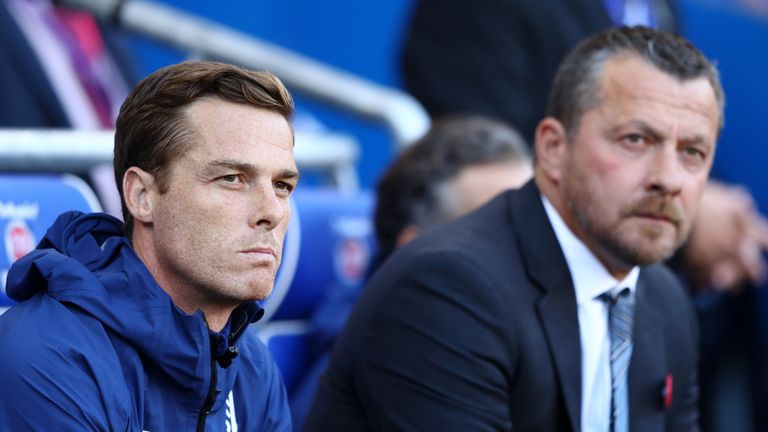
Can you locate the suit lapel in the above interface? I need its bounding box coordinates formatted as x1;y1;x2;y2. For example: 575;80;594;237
536;289;582;432
512;181;581;432
629;272;667;430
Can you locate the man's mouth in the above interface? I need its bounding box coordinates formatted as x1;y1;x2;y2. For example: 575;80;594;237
240;247;277;260
633;212;679;227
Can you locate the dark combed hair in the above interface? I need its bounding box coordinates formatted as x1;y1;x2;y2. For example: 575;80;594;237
114;60;294;235
546;25;725;136
373;115;530;264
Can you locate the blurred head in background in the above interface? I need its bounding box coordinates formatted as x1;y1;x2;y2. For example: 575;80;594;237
373;114;533;270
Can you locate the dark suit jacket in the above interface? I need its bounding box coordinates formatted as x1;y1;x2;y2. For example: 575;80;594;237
304;180;699;431
401;0;679;141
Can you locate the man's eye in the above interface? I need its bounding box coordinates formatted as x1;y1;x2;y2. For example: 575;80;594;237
275;181;294;192
623;133;645;144
220;175;239;183
684;147;705;159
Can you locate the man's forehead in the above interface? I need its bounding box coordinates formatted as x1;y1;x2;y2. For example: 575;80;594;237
191;144;297;171
185;96;291;136
594;55;720;124
170;106;295;173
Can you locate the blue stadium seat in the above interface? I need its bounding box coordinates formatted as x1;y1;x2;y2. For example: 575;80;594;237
0;174;102;312
257;188;375;393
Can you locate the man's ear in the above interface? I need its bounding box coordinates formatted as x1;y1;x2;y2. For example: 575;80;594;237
123;167;156;224
534;117;570;184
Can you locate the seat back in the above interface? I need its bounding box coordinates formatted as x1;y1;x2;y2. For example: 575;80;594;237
257;188;375;391
261;188;375;323
0;174;101;311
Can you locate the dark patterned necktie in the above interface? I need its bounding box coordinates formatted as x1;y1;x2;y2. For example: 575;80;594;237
602;288;634;432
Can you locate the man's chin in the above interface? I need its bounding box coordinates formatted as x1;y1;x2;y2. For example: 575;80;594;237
616;241;680;267
245;280;276;302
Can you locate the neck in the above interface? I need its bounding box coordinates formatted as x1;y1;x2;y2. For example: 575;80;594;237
131;225;235;333
536;174;632;280
200;306;235;333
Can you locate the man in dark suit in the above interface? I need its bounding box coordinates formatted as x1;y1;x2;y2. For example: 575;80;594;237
304;26;721;431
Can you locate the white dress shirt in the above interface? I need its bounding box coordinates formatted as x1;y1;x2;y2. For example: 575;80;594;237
542;197;639;432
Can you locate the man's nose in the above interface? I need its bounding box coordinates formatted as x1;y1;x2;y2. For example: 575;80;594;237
647;144;684;196
248;183;288;229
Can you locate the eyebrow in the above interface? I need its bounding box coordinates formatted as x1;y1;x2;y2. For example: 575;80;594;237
679;135;711;148
203;159;300;181
610;121;713;148
612;120;665;142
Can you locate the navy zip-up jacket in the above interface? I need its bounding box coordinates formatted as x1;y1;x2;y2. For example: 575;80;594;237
0;211;291;431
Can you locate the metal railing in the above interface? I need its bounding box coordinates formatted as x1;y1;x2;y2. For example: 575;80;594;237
61;0;431;149
0;129;360;190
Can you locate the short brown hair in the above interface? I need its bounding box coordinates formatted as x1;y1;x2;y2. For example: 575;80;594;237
546;26;724;137
374;115;530;265
114;61;294;235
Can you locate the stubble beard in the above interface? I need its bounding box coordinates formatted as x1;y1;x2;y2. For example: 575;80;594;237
563;180;689;269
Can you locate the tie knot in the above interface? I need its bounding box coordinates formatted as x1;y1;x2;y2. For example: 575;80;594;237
600;287;632;306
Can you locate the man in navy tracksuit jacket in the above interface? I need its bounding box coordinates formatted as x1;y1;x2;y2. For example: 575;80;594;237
0;61;298;431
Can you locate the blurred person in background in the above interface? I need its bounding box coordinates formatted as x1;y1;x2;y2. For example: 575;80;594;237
0;0;134;128
402;0;678;143
0;0;138;217
290;114;533;429
369;115;533;273
0;61;295;431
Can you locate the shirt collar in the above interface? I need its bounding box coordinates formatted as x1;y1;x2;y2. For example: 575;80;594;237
541;195;639;305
